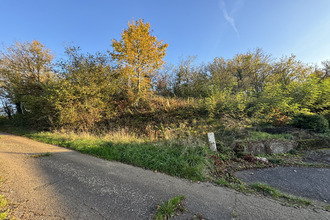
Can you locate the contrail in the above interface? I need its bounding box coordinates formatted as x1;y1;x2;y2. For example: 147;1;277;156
218;0;239;37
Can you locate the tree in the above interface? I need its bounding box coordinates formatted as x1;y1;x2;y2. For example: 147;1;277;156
321;60;330;79
0;40;54;114
52;46;120;130
173;56;209;98
228;48;272;94
154;63;175;97
208;57;236;92
0;88;13;119
110;19;168;102
270;55;310;87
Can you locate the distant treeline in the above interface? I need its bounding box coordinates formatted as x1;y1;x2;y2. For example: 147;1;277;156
0;20;329;132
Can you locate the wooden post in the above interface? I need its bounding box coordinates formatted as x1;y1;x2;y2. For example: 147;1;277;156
207;132;217;152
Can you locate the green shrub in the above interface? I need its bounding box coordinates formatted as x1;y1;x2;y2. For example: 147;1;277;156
296;138;330;150
291;113;329;132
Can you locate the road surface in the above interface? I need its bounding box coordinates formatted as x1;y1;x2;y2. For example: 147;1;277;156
235;166;330;203
0;132;329;219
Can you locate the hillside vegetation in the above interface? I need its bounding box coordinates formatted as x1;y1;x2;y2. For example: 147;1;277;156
0;19;329;181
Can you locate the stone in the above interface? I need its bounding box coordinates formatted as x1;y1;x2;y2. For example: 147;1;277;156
231;140;298;155
265;140;296;154
245;142;265;155
255;157;268;163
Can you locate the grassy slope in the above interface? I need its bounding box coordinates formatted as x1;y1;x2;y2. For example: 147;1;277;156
0;123;210;181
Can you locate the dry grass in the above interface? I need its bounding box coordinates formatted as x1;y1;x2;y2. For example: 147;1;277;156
149;96;199;111
53;128;146;144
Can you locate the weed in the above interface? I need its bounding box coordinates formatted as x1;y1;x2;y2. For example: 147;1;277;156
0;196;8;208
288;149;298;155
155;195;186;220
215;177;252;193
232;210;238;218
250;183;281;198
268;158;283;165
0;212;9;220
250;183;312;206
30;152;52;158
0;178;10;220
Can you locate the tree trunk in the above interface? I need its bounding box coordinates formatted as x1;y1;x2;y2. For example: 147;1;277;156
15;102;23;114
4;104;12;119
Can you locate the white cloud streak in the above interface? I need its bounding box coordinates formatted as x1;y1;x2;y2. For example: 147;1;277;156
218;0;239;37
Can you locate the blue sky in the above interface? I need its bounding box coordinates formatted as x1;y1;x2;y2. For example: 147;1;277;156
1;0;330;66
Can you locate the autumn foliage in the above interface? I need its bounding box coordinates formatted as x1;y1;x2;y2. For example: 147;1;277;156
111;19;168;103
0;20;329;133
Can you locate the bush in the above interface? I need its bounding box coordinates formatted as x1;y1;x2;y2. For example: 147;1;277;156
291;113;329;132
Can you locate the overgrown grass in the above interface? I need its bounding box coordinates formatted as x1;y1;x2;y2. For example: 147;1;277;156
250;183;312;206
155;195;186;220
0;121;210;181
6;130;208;181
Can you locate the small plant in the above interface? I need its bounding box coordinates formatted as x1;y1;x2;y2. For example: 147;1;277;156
0;211;9;220
268;158;283;165
0;196;8;208
155;195;186;220
232;210;238;218
30;152;52;158
288;149;297;155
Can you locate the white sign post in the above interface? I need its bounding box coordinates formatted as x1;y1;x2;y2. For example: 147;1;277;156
207;132;217;152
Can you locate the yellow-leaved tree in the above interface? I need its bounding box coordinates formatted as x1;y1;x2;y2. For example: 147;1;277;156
0;40;54;115
110;19;168;103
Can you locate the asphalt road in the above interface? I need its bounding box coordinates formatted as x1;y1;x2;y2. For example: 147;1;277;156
235;166;330;204
0;132;329;220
